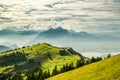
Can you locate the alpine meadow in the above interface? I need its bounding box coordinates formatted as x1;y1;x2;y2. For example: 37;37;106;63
0;0;120;80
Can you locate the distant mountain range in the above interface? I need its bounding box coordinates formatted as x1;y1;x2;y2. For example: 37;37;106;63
38;27;69;38
36;27;120;41
0;29;40;35
0;27;119;40
0;29;16;35
0;27;120;53
0;42;19;53
0;45;11;53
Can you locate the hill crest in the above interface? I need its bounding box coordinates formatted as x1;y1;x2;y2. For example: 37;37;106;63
0;43;82;74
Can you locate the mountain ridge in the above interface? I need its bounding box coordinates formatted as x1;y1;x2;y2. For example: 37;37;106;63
38;27;70;38
36;27;120;40
0;43;82;74
0;45;11;53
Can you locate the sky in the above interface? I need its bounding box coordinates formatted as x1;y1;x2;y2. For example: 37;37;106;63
0;0;120;33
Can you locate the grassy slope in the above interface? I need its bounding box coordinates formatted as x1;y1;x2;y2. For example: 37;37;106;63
0;43;81;74
47;54;120;80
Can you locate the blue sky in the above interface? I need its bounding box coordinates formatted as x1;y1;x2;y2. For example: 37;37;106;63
0;0;120;33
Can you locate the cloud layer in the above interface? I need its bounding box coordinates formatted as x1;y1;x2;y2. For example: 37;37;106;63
0;0;120;33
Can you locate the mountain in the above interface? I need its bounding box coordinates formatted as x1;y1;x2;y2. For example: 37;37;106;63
36;27;119;40
37;27;96;38
37;27;70;38
0;45;11;53
47;54;120;80
78;31;97;38
19;30;40;35
0;29;16;35
0;42;18;49
0;27;120;54
0;29;40;36
29;27;120;53
33;27;97;45
0;43;83;74
78;31;93;36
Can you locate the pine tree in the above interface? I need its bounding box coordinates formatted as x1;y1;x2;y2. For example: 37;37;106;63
52;65;58;76
107;54;111;58
38;68;43;79
69;62;74;70
62;64;66;72
31;73;35;80
96;57;102;61
65;63;69;71
47;69;51;78
76;60;80;68
90;57;96;63
76;60;84;68
11;74;23;80
27;74;31;80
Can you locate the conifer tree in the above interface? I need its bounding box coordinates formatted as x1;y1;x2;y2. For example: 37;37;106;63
107;54;111;58
38;68;43;79
47;69;51;78
52;65;58;76
90;57;96;63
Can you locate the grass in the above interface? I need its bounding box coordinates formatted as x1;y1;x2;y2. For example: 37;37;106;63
0;43;81;74
47;54;120;80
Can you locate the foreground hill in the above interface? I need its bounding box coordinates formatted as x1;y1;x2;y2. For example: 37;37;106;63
47;54;120;80
0;43;82;74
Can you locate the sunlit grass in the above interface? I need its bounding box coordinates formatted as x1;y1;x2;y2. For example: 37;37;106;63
47;54;120;80
0;43;81;74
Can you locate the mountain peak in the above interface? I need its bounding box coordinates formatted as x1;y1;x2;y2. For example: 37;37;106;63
78;31;95;37
47;27;68;33
38;27;69;38
54;27;65;30
39;43;52;47
79;31;88;34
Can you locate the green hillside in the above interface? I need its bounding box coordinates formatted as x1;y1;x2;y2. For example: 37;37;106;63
0;43;82;74
47;54;120;80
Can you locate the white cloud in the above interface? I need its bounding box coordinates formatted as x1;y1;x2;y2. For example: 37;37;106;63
0;0;120;33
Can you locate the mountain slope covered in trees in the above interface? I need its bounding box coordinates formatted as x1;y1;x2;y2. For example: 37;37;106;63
0;43;82;75
47;54;120;80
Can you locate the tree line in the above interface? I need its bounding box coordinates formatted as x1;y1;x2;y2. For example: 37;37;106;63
0;54;111;80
